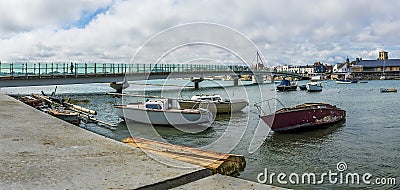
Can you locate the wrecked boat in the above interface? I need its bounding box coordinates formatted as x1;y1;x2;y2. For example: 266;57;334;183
255;98;346;132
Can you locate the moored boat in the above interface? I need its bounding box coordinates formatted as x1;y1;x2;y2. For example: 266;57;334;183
255;99;346;133
336;79;358;84
19;96;42;107
178;94;248;114
276;79;297;91
299;84;307;90
114;98;213;126
380;88;397;93
311;75;323;81
47;108;80;125
306;82;323;92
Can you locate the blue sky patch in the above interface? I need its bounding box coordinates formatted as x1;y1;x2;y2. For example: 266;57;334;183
63;6;110;30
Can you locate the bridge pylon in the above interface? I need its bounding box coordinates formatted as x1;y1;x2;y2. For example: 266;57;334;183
190;77;204;89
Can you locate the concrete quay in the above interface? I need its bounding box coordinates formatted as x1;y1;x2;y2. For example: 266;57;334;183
0;93;282;189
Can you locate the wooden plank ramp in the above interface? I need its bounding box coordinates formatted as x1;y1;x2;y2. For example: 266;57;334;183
122;137;246;176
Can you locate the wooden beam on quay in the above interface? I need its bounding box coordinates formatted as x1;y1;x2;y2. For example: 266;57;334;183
122;137;246;177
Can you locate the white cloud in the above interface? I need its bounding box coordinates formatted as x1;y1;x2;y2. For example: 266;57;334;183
1;0;400;65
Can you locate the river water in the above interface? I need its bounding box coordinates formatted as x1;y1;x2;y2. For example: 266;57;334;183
2;79;399;189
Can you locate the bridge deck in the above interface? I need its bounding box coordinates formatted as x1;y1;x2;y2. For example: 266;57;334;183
0;62;303;87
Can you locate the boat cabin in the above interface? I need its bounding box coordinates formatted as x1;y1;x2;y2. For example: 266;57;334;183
278;79;296;86
191;94;222;102
144;99;168;110
144;99;180;110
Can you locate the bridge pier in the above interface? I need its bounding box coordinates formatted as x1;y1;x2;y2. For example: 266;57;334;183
252;74;264;84
110;80;129;93
191;78;204;89
233;76;239;86
265;75;275;83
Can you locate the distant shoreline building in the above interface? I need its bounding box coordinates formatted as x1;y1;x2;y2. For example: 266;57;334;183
272;50;400;80
273;62;332;77
352;51;400;79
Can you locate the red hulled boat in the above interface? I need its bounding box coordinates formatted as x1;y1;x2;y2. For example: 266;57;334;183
255;99;346;133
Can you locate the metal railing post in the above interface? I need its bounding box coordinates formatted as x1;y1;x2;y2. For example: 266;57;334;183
85;63;87;75
38;63;41;77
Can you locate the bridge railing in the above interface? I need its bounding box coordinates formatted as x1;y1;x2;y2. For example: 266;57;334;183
0;62;267;77
0;63;130;76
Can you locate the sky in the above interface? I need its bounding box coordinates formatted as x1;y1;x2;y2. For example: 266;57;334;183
1;0;400;66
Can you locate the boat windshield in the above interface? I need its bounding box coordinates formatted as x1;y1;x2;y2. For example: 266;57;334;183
196;96;221;101
197;97;221;101
145;104;162;109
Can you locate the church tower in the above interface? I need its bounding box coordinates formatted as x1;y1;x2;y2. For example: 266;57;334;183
378;51;388;60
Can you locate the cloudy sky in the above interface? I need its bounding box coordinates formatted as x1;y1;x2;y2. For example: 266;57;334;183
1;0;400;66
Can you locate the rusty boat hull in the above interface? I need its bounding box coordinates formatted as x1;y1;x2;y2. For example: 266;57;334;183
260;103;346;132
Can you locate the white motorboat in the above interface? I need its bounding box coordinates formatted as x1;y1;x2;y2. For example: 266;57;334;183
311;75;322;81
335;79;358;84
114;99;213;126
306;82;323;92
336;73;357;84
178;94;248;114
